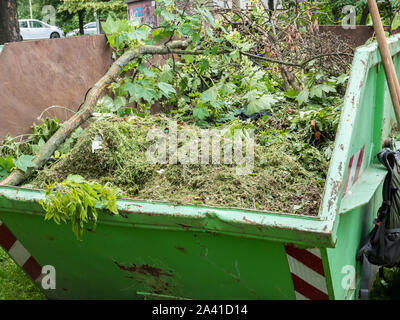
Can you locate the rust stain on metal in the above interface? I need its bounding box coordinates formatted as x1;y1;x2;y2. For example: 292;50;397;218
175;246;188;254
242;217;260;226
114;261;173;278
177;223;191;230
328;199;334;211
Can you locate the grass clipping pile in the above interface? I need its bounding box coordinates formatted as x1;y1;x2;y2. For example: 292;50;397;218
30;116;327;216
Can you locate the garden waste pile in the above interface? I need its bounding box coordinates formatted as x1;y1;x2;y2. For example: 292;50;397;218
28;115;330;216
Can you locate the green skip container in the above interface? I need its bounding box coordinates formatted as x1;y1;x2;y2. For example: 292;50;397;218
1;34;400;300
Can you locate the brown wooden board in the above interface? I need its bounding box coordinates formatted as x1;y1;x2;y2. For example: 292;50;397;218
0;35;112;140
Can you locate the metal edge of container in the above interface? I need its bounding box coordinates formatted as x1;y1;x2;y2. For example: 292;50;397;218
325;33;400;244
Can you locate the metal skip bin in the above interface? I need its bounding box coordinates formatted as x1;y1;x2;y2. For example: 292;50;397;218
1;34;400;300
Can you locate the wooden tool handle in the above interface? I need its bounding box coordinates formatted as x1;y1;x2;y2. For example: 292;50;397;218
368;0;400;125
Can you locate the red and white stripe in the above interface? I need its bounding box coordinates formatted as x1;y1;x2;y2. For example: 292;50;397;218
342;146;365;197
284;245;329;300
0;220;43;284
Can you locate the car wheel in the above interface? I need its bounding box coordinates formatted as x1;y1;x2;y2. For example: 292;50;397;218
20;36;23;41
50;32;60;39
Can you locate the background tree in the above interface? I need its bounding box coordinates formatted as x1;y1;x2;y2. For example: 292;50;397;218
59;0;126;35
0;0;21;45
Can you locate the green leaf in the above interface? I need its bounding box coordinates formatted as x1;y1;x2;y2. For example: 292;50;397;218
157;82;176;98
179;23;194;36
101;95;114;111
285;88;299;99
125;82;158;103
336;74;349;85
192;32;201;43
0;168;9;180
247;94;278;115
15;155;35;172
159;68;174;83
199;86;218;105
114;96;127;110
310;85;323;99
140;87;159;103
392;13;400;31
161;10;176;22
138;64;156;78
198;58;210;73
66;174;86;184
296;89;310;105
193;106;210;120
101;16;118;34
124;82;142;100
198;7;215;27
320;83;337;94
127;27;149;41
32;138;45;154
0;155;15;172
183;55;195;63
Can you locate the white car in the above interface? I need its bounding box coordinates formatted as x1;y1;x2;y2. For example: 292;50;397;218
66;22;99;37
19;19;64;40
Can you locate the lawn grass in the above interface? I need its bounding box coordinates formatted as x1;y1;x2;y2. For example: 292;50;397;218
0;246;46;300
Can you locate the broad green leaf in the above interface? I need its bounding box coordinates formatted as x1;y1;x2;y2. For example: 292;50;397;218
0;155;15;172
198;58;210;73
161;10;176;21
320;83;337;94
199;86;218;104
192;32;201;43
198;7;215;27
101;95;114;110
32;138;46;154
310;85;323;99
127;27;149;41
138;64;156;78
179;23;194;36
101;16;118;34
157;82;176;98
247;94;278;115
193;106;209;120
15;155;35;172
183;55;195;63
114;96;127;109
0;168;9;180
296;89;310;105
159;68;174;83
392;13;400;31
124;82;139;97
140;87;159;103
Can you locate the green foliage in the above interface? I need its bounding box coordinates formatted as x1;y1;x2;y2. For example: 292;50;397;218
40;175;123;239
370;267;400;300
32;117;327;216
0;117;83;182
60;0;126;16
0;156;14;180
